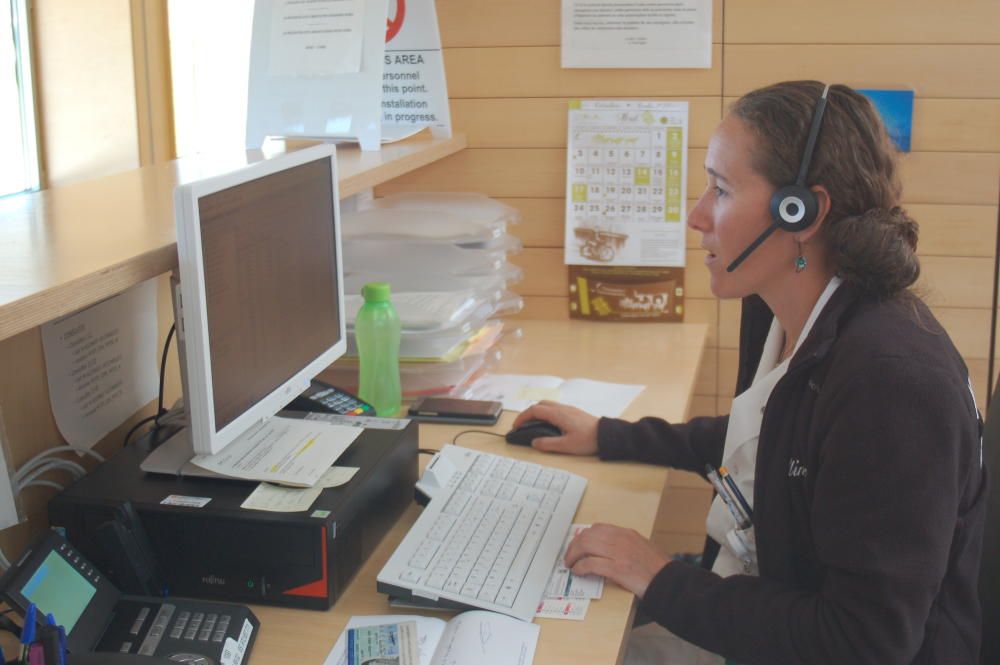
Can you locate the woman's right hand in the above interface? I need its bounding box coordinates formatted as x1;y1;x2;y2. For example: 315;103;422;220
510;400;600;456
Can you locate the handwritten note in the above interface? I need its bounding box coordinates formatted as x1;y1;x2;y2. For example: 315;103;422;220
41;279;159;449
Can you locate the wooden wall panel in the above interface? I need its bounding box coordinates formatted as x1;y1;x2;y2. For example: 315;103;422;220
444;46;722;98
438;0;724;48
695;349;718;396
451;97;721;149
724;0;1000;45
910;204;998;258
897;152;1000;206
722;96;1000;154
723;45;1000;99
919;256;994;308
913;100;1000;153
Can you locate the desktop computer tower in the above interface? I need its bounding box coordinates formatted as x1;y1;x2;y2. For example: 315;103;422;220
49;419;417;610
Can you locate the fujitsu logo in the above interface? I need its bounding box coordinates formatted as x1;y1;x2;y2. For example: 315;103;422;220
201;575;226;586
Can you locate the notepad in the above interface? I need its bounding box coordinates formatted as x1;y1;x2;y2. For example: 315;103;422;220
325;612;539;665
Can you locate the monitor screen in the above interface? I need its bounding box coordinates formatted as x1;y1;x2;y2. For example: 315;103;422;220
21;550;96;632
174;145;345;454
197;158;340;432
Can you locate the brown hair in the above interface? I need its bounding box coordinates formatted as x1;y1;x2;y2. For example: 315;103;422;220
730;81;920;300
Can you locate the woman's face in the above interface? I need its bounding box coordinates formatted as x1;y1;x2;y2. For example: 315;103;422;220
688;115;797;300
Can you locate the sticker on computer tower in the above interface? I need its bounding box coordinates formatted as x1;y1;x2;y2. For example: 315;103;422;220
160;495;212;508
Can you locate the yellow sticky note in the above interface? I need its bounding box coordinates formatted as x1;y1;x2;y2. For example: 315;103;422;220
519;387;562;402
572;183;588;202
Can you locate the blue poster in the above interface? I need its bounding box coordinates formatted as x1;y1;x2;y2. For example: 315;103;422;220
858;89;914;153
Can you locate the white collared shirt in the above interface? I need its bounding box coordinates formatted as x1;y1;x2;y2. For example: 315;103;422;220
706;276;842;577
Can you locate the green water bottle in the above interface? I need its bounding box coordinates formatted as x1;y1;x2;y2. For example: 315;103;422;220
355;282;402;416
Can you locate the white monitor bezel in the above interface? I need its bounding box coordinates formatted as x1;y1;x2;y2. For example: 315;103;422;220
173;144;345;455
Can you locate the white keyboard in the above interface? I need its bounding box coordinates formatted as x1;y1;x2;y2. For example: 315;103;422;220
377;444;587;622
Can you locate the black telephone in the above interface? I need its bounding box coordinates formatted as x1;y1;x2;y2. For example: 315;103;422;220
0;530;258;665
284;379;374;416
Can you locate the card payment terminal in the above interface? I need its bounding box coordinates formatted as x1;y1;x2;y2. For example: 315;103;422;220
0;530;259;665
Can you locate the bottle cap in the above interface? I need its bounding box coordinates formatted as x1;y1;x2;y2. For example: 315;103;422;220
361;282;392;302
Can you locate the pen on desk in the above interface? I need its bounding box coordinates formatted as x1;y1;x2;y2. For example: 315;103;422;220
20;603;37;664
719;466;754;521
57;625;67;665
705;465;751;529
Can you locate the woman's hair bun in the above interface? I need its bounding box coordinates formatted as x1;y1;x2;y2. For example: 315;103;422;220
826;206;920;299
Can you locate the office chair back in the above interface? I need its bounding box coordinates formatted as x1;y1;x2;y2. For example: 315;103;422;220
980;388;1000;664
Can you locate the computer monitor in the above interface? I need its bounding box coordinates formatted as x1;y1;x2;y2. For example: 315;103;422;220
173;144;345;455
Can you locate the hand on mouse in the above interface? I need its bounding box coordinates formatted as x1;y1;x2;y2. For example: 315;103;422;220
511;401;599;456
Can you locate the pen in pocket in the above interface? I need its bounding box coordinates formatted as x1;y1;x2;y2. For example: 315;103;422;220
705;465;751;529
719;466;754;521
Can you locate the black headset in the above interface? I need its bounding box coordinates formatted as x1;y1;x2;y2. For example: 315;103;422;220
726;84;831;273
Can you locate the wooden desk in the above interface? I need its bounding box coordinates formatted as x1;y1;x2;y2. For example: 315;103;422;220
247;320;707;665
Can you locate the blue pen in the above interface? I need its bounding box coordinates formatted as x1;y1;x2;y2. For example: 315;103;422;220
705;465;751;529
21;603;37;663
719;466;754;521
57;625;67;665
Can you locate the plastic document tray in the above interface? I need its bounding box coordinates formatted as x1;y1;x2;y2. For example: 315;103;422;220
371;192;521;227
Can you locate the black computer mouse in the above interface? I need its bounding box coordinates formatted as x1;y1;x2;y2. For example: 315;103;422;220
505;419;563;446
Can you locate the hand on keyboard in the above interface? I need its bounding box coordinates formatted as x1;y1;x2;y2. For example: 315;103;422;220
562;523;670;600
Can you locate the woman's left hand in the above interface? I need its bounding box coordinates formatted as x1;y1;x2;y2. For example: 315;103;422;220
563;523;670;600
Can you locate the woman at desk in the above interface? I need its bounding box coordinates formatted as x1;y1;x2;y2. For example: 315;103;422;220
514;81;986;665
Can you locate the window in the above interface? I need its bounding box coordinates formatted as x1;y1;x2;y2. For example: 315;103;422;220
0;0;39;197
168;0;254;158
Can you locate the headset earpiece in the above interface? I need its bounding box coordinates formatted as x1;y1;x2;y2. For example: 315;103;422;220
770;185;818;231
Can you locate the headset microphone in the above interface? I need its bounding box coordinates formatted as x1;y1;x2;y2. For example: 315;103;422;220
726;84;831;273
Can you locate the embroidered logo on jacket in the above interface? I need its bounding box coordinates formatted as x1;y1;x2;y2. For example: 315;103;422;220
788;458;808;478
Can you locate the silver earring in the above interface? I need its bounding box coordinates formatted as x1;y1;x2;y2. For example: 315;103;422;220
795;241;807;273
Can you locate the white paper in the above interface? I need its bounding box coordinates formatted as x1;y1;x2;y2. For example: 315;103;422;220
41;279;159;450
382;0;453;138
543;524;605;600
535;597;591;621
304;412;411;430
561;0;712;68
190;416;360;487
465;374;644;418
325;615;447;665
318;465;360;487
267;0;365;76
429;610;539;665
565;100;688;267
241;482;323;512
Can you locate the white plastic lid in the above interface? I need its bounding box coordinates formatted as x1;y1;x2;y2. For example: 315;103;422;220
343;208;505;246
370;192;521;226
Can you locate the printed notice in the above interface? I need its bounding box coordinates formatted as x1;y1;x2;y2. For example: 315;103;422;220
381;0;452;139
562;0;712;68
41;280;159;450
268;0;365;77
